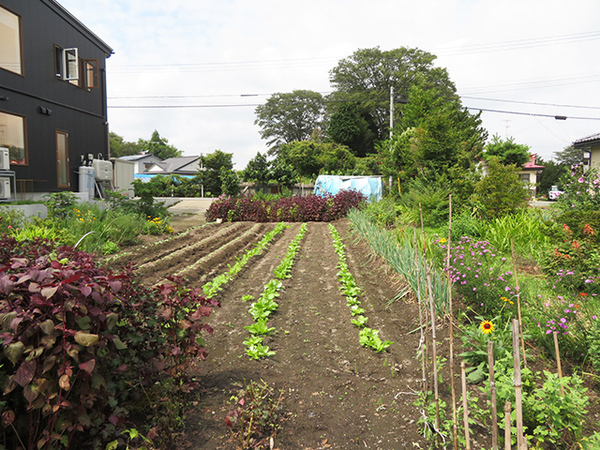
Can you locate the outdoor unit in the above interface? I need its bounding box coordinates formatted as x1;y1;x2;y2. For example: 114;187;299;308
0;177;10;199
92;159;113;181
0;148;9;170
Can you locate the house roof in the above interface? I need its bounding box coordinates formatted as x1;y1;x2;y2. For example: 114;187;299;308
147;156;201;174
44;0;114;56
573;132;600;147
119;154;160;162
521;154;544;170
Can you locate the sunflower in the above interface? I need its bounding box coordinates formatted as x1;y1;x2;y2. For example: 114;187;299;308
480;320;494;334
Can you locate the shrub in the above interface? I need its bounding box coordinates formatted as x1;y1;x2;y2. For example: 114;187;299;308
205;190;365;223
0;237;217;449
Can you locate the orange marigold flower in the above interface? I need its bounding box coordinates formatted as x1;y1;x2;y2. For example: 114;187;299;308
583;223;596;236
580;292;589;297
572;240;581;250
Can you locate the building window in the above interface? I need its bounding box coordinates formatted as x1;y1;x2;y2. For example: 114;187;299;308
56;131;70;188
83;59;99;89
0;6;22;75
55;46;98;89
0;111;27;165
55;46;79;82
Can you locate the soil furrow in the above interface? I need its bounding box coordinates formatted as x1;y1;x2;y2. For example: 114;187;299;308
144;222;273;287
180;221;426;449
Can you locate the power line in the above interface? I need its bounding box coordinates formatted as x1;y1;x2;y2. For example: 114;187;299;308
462;96;600;110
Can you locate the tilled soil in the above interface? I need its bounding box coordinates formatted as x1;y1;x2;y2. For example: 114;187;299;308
109;218;430;449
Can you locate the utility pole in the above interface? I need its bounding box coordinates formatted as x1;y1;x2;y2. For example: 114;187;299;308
390;86;394;141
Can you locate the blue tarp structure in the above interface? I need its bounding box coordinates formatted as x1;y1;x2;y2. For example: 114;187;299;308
314;175;383;202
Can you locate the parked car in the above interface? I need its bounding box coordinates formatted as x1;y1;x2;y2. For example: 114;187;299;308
548;185;564;201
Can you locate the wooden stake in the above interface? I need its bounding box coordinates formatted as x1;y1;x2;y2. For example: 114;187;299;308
488;340;498;450
420;204;440;431
461;361;471;450
512;319;526;450
553;332;565;396
504;401;512;450
510;238;527;367
414;229;427;394
447;195;458;450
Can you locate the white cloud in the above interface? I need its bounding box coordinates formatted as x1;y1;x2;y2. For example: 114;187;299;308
58;0;600;167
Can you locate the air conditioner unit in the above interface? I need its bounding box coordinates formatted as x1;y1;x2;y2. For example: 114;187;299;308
0;177;10;199
0;148;9;170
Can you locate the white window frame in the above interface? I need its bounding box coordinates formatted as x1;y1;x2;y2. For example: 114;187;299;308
62;48;79;81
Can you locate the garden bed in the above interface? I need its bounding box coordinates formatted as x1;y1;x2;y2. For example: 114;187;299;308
105;215;600;449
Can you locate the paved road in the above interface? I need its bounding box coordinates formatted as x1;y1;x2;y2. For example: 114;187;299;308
161;197;214;216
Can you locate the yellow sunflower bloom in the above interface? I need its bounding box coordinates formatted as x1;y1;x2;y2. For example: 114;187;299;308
480;320;494;334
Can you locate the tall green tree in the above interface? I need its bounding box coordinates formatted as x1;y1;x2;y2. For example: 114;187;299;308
483;135;530;166
380;81;486;187
536;156;568;193
471;157;529;219
553;145;582;167
278;141;356;178
327;102;376;157
328;47;457;140
198;150;234;196
254;90;325;153
241;152;271;189
138;130;182;160
109;132;142;158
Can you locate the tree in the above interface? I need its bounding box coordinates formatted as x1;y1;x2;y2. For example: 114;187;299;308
269;159;298;190
380;81;486;191
254;90;325;153
328;47;457;140
536;156;568;194
327;102;376;157
198;150;234;196
109;132;142;158
553;145;583;167
220;167;241;196
278;141;357;178
483;135;530;166
241;152;270;188
471;158;529;219
138;130;182;160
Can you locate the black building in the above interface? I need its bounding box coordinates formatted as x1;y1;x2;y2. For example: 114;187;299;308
0;0;112;196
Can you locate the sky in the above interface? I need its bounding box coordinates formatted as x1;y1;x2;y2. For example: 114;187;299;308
57;0;600;170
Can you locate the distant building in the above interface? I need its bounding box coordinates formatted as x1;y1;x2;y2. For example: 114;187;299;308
518;154;544;196
146;156;202;176
0;0;113;196
118;153;164;174
573;132;600;169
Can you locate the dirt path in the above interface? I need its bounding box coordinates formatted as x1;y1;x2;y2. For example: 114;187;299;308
112;216;427;449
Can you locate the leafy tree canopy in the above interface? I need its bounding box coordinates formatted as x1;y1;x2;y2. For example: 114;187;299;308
483;134;530;166
328;46;457;140
536;156;568;194
553;145;583;167
254;90;325;153
197;150;234;196
109;132;142;158
278;141;357;178
327;102;376;157
380;81;486;184
138;130;182;160
471;157;529;219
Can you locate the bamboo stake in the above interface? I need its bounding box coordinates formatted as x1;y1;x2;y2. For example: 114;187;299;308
512;318;526;450
447;194;458;450
553;332;565;396
414;229;427;394
510;238;527;367
504;401;512;450
488;340;498;450
420;204;440;431
461;361;471;450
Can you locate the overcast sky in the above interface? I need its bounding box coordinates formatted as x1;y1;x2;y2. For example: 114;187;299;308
58;0;600;169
